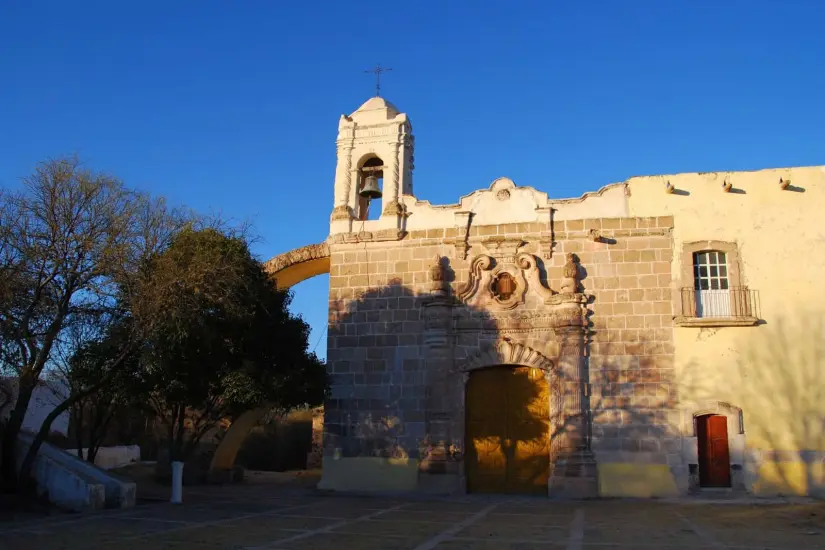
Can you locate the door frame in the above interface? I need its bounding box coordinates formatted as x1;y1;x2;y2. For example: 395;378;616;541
684;401;747;494
455;341;561;497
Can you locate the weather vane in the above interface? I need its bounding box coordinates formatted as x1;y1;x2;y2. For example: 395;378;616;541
364;64;392;97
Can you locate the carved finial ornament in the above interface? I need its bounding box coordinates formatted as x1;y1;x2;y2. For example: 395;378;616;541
430;255;449;294
561;253;580;293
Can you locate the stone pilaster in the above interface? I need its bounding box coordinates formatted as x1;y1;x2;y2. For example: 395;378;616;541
549;322;598;498
420;260;460;486
422;295;454;440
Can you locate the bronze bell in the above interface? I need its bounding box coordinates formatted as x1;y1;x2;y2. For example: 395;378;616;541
359;174;382;199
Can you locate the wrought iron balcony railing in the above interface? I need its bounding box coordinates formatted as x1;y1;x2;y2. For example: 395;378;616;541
679;287;760;320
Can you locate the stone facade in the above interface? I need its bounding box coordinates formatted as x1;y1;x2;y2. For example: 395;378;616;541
320;207;678;496
243;96;825;498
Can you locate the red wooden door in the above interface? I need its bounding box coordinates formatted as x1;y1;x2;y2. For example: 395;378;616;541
697;415;731;487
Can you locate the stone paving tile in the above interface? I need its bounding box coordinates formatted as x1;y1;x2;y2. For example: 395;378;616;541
0;515;95;534
200;501;306;515
333;518;449;538
398;501;493;513
375;510;472;524
95;541;220;550
493;505;574;517
279;532;430;550
145;514;339;548
582;524;703;547
487;511;571;524
455;519;569;541
710;528;823;548
44;517;188;537
5;494;825;549
126;503;263;523
160;525;304;548
675;504;825;549
433;541;565;550
251;515;342;531
0;532;107;550
291;503;390;519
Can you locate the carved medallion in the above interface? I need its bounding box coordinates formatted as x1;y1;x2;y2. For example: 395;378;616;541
492;272;516;300
457;252;556;311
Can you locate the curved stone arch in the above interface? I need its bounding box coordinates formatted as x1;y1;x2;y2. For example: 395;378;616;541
210;242;331;474
457;338;561;495
356;152;384;168
460;339;556;375
264;242;330;289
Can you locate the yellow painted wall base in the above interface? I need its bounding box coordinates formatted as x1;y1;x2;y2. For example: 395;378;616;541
752;462;825;497
318;457;419;492
598;463;679;498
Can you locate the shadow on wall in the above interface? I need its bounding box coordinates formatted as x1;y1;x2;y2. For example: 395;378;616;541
680;311;825;497
321;255;677;496
576;267;680;498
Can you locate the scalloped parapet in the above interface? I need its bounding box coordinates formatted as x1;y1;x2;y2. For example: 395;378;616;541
336;174;630;236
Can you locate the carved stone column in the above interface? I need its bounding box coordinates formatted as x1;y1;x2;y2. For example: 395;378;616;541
402;134;415;195
382;141;402;216
331;144;354;221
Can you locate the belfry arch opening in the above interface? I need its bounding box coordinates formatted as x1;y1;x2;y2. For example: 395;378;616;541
357;156;384;221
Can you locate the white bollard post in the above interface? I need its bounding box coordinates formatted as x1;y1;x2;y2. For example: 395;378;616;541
171;461;184;504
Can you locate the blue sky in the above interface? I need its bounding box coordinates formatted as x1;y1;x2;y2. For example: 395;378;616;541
2;1;823;360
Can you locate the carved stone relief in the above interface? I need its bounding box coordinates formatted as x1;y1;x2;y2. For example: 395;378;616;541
456;252;556;311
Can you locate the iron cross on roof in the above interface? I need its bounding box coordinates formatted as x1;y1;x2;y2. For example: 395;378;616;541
365;64;392;97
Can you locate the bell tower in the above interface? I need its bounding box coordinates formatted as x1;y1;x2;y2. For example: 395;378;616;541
330;97;414;233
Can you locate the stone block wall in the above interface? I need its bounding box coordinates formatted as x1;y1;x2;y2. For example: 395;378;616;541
323;215;679;493
547;216;683;488
325;226;560;465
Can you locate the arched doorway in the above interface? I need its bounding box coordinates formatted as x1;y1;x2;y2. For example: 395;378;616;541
696;414;731;488
464;365;550;495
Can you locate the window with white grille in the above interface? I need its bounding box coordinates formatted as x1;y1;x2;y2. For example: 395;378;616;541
693;251;731;317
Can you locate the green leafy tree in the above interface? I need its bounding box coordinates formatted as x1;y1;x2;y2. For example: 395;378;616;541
135;228;327;463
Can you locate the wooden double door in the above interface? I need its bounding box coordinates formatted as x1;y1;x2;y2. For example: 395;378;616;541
465;366;550;495
697;414;731;488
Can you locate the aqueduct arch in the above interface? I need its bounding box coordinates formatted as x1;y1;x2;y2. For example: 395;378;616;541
265;242;330;289
209;242;330;473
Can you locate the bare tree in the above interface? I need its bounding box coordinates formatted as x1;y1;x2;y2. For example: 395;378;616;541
0;156;185;489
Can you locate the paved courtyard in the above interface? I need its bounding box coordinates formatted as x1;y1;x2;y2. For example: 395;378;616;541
1;485;824;550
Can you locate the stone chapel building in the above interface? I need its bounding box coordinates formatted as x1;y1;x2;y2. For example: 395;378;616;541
213;96;825;498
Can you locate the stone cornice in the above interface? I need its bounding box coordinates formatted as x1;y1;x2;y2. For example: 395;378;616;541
329;229;407;244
